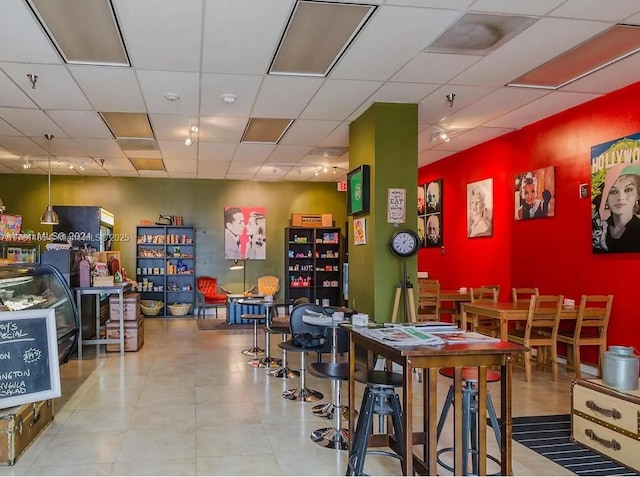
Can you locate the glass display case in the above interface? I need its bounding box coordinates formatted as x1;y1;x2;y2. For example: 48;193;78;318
0;263;79;364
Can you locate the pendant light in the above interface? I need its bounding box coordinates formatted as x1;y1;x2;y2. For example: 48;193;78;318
40;133;59;225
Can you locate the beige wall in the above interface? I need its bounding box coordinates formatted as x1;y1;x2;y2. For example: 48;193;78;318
1;174;346;294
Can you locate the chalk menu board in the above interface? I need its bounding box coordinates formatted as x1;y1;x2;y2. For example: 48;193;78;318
0;309;61;408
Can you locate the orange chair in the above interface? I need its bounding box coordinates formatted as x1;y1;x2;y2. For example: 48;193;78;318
196;276;229;318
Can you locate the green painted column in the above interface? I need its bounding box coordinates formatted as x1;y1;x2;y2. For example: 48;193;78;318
348;102;418;322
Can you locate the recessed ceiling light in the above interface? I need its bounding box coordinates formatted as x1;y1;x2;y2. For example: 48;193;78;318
164;93;180;102
221;93;237;104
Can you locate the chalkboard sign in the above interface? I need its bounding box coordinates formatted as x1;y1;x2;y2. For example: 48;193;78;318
0;309;61;408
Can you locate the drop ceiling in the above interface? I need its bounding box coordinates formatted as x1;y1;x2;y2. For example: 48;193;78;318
1;0;640;183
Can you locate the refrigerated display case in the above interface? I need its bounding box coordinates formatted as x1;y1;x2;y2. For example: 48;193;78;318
0;263;80;364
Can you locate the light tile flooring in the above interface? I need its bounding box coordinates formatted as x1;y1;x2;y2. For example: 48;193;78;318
0;317;583;476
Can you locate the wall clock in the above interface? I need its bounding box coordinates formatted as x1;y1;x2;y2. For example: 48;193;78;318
389;229;420;258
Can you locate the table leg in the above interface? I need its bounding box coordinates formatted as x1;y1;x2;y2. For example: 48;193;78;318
118;289;124;356
76;289;83;358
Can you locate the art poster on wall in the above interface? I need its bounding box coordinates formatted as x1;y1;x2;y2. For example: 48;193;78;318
514;166;555;220
591;132;640;253
224;206;266;259
353;218;366;245
417;179;442;248
467;178;493;238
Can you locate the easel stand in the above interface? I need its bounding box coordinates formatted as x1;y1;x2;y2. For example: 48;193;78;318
391;258;417;323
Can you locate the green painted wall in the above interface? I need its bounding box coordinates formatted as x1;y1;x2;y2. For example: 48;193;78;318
348;103;418;322
0;174;346;293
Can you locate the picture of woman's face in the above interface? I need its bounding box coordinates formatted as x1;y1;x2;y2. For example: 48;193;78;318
607;175;638;216
470;191;485;219
523;182;536;205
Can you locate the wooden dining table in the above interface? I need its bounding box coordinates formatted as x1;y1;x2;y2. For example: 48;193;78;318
343;323;526;476
460;301;605;342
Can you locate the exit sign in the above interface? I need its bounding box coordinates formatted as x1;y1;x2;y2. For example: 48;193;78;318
337;180;347;192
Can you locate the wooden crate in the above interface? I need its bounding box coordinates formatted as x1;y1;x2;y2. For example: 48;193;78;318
109;293;140;320
0;400;54;466
291;214;333;228
571;378;640;472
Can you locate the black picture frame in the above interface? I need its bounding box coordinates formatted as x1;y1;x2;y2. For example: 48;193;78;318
347;165;370;216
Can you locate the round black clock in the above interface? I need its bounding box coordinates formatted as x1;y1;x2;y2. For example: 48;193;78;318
389;229;420;258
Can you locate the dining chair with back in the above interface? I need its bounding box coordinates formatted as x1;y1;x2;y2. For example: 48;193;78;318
468;286;499;335
507;294;564;382
556;294;614;379
511;287;540;330
417;279;440;322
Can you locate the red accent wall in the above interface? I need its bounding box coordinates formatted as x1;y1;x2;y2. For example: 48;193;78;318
418;81;640;360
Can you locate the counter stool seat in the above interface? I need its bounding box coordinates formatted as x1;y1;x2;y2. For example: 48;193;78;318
347;370;404;476
278;339;325;401
436;367;502;476
241;313;265;363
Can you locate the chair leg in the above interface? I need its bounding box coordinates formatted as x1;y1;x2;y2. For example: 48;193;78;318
524;350;532;382
551;345;558;381
574;344;582;379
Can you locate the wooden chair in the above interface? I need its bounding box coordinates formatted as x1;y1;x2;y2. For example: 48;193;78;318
507;294;563;382
481;284;501;302
467;286;499;335
417;279;440;322
511;287;539;330
556;294;613;379
511;287;539;303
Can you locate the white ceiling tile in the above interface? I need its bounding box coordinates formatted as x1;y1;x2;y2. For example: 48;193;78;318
318;123;350;148
197;160;229;174
0;108;68;138
0;119;22;137
69;66;146;112
485;91;602;129
267;145;313;163
0;2;60;63
0;69;38;109
368;82;439;103
72;139;126;159
158;140;197;160
102;158;137;171
301;80;382;120
198;143;237;161
137;70;200;115
199;116;247;143
470;0;564;16
114;0;203;71
390;52;482;84
332;6;461;81
418;85;496;126
200;74;262;117
164;159;197;174
47;111;112;139
280;120;342;146
442;87;549;129
202;0;294;75
1;63;91;110
548;0;640;21
252;76;323;119
232;143;275;162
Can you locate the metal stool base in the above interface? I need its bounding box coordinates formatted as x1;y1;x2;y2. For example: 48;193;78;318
310;427;349;450
241;347;264;356
282;388;323;402
269;366;299;378
312;402;352;420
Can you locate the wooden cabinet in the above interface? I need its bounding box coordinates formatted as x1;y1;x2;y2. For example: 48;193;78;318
284;227;342;306
135;226;195;317
571;378;640;472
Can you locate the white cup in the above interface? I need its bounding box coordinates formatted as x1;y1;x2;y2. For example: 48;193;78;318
459;287;467;293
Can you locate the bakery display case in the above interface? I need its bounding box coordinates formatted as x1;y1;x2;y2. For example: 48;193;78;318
0;263;79;364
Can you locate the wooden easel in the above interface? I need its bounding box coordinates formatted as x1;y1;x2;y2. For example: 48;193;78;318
391;258;417;323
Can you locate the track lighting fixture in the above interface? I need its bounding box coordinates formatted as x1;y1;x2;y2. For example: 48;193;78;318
332;166;337;175
446;93;456;107
314;168;319;176
431;129;451;144
323;166;328;173
185;121;196;146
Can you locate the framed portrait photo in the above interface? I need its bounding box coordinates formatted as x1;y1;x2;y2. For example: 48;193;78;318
467;178;493;238
418;178;442;248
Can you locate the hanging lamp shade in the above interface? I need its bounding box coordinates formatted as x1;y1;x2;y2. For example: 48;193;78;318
40;133;59;225
229;259;244;270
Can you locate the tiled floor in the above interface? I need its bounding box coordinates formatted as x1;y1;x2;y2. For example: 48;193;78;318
0;317;581;476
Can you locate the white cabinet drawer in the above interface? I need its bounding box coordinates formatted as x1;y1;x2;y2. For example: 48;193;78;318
572;380;640;436
572;414;640;472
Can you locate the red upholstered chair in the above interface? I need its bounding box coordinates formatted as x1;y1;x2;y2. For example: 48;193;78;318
196;276;229;318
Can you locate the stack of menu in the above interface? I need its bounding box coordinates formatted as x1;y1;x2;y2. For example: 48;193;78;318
361;326;444;346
